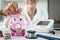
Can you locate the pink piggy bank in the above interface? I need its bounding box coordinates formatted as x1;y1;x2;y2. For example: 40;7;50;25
6;13;28;36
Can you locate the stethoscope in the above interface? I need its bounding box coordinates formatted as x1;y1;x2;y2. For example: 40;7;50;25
25;30;60;40
25;30;37;39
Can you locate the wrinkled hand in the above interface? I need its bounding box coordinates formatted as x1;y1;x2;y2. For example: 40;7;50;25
3;2;22;16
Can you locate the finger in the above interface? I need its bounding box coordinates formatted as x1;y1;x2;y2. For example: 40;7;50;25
3;9;9;15
4;11;8;16
3;9;6;15
4;2;13;11
3;6;9;14
3;2;13;15
9;5;16;13
7;10;12;16
16;7;22;13
5;11;10;16
12;2;18;10
9;10;13;15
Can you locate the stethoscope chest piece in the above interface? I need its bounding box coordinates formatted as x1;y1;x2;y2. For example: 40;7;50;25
25;30;37;39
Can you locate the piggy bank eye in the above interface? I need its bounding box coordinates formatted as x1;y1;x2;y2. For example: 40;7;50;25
20;18;22;21
14;18;16;21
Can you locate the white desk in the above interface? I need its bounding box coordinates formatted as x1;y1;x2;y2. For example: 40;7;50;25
0;36;47;40
0;31;60;40
0;22;60;40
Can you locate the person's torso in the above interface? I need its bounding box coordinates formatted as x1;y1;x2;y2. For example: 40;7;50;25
22;6;48;25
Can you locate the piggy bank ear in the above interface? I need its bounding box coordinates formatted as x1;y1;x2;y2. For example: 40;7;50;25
19;14;28;26
5;16;14;28
7;16;17;29
5;17;12;28
22;15;28;26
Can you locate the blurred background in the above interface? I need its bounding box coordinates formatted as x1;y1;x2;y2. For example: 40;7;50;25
0;0;60;23
0;0;60;37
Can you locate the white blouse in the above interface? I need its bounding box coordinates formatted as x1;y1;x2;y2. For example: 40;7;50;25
22;6;48;25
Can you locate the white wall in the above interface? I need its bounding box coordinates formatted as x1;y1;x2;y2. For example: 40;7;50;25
0;0;1;10
18;0;48;11
1;0;48;11
49;0;60;20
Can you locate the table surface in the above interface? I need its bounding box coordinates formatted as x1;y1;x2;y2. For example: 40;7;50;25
0;36;47;40
0;30;60;40
0;32;60;40
0;23;60;40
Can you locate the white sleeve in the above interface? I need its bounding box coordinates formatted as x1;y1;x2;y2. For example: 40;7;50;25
3;18;7;27
3;17;9;27
42;10;48;20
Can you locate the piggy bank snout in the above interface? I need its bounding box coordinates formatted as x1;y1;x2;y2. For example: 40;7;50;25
14;23;21;29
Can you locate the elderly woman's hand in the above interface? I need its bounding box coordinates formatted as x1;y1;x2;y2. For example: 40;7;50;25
3;2;22;16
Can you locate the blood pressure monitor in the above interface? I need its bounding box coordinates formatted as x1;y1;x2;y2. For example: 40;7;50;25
26;19;54;33
36;19;54;33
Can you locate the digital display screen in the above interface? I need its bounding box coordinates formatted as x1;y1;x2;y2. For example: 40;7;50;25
37;21;50;25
